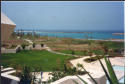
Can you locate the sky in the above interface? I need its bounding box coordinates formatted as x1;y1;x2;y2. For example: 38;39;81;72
1;1;124;32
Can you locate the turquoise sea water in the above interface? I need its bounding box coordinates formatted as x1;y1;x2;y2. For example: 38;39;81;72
21;31;124;40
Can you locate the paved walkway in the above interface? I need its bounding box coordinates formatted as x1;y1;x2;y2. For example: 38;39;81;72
23;39;33;44
32;72;52;82
1;67;20;83
70;56;125;80
45;47;80;57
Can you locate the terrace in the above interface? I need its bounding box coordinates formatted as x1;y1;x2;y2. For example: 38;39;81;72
1;10;124;84
1;35;125;84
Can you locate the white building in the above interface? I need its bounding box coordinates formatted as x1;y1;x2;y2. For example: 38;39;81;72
1;12;16;42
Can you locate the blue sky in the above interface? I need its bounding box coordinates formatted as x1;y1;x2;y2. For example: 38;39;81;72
1;1;124;32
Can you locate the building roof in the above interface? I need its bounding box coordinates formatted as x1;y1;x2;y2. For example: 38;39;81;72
1;12;16;26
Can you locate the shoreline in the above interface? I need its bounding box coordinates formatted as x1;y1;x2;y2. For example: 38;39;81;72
42;36;125;42
15;30;124;34
14;31;124;42
77;38;124;42
15;30;92;33
89;39;124;42
112;33;125;35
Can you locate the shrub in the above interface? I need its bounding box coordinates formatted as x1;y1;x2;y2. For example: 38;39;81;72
71;39;93;45
64;64;67;72
11;45;17;49
1;43;10;48
84;56;104;63
32;43;36;48
48;71;66;83
19;66;34;84
71;50;75;55
82;50;89;56
92;50;104;55
21;44;28;50
77;70;87;75
48;63;87;83
41;44;44;47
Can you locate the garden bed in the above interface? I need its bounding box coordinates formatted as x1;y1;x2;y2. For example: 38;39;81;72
84;56;104;63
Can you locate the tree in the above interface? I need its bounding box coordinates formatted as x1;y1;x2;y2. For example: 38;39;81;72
103;46;109;55
19;66;32;84
32;43;36;48
71;50;75;55
88;50;93;62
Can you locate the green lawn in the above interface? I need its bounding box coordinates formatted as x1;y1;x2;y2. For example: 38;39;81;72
100;41;124;49
57;49;105;56
1;50;74;71
57;50;88;56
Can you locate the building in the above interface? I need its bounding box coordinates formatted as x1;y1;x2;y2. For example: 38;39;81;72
1;12;16;42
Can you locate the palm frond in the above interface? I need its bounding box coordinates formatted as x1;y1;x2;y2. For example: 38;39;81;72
76;75;88;84
104;56;119;84
97;56;113;84
82;68;98;84
72;79;79;84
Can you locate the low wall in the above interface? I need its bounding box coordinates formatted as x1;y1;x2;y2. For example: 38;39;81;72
21;44;44;50
1;45;21;53
25;45;33;50
1;76;19;84
1;67;20;84
51;74;106;84
51;75;93;84
31;44;46;50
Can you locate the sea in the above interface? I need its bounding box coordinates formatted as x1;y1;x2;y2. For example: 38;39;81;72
15;29;124;40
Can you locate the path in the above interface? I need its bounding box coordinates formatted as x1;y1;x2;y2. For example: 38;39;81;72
45;46;80;57
70;56;125;80
23;39;33;44
23;38;80;57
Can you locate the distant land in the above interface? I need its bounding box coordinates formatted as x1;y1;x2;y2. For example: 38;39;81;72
15;29;124;33
16;30;92;34
15;29;124;40
112;33;125;35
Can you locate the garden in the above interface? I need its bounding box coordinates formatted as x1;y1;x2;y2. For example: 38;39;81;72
1;50;75;71
1;31;124;83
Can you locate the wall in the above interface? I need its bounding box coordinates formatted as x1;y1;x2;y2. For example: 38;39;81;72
1;24;16;42
51;74;106;84
1;45;21;53
1;76;19;84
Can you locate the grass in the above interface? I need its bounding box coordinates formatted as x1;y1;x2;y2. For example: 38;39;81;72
1;50;74;71
70;39;94;45
56;50;88;56
100;41;124;49
10;45;17;49
84;56;104;63
56;49;105;56
11;32;124;50
92;50;104;55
